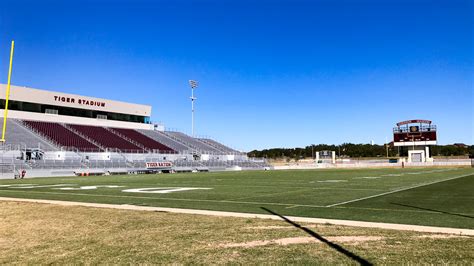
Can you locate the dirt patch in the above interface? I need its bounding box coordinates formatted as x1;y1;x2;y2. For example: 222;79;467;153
246;225;326;230
417;234;470;239
330;236;384;242
0;238;9;249
219;236;384;248
246;226;294;229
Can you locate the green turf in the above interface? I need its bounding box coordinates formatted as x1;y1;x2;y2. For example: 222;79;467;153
0;167;473;228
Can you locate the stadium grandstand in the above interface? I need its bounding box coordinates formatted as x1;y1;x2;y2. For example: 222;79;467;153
0;84;270;178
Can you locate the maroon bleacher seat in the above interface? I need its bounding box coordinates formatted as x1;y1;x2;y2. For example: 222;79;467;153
22;120;101;151
69;124;143;152
111;128;175;152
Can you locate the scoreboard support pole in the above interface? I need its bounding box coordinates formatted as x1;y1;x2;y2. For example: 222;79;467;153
1;40;15;142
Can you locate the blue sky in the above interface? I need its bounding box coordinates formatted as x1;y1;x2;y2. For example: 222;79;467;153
0;0;472;151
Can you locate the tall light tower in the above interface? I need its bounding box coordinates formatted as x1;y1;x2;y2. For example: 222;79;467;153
189;80;198;137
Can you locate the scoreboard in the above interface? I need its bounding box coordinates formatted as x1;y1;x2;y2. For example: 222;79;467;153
393;120;437;146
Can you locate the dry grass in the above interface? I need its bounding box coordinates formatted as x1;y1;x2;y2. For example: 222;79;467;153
0;201;473;264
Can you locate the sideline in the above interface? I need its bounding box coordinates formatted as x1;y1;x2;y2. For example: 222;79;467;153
1;196;473;236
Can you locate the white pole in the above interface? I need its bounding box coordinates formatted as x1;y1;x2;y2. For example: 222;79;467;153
191;87;194;137
189;80;198;137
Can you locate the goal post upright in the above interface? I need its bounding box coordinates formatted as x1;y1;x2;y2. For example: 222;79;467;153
1;40;15;142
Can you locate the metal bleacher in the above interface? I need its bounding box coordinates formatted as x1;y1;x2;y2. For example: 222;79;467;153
163;131;222;153
0;118;271;177
137;129;192;152
2;119;58;151
68;124;143;152
198;138;239;154
111;128;175;153
22;120;101;152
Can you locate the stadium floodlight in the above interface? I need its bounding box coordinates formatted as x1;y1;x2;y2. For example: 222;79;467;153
189;80;198;89
189;80;198;137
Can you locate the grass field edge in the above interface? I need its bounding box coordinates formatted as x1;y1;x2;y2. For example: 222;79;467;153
2;196;473;236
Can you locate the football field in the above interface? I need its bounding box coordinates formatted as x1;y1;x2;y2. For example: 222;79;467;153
0;167;473;229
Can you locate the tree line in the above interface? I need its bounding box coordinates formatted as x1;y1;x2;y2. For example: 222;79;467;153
247;143;474;159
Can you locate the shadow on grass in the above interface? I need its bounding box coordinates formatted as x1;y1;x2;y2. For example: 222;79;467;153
261;207;373;266
390;202;474;219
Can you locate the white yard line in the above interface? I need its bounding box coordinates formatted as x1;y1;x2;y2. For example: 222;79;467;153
0;189;325;208
0;189;453;215
326;173;473;208
1;196;473;236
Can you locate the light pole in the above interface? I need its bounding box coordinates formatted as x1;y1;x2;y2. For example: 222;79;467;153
189;80;198;137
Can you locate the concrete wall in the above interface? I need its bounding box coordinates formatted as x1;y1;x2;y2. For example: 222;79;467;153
273;160;472;170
